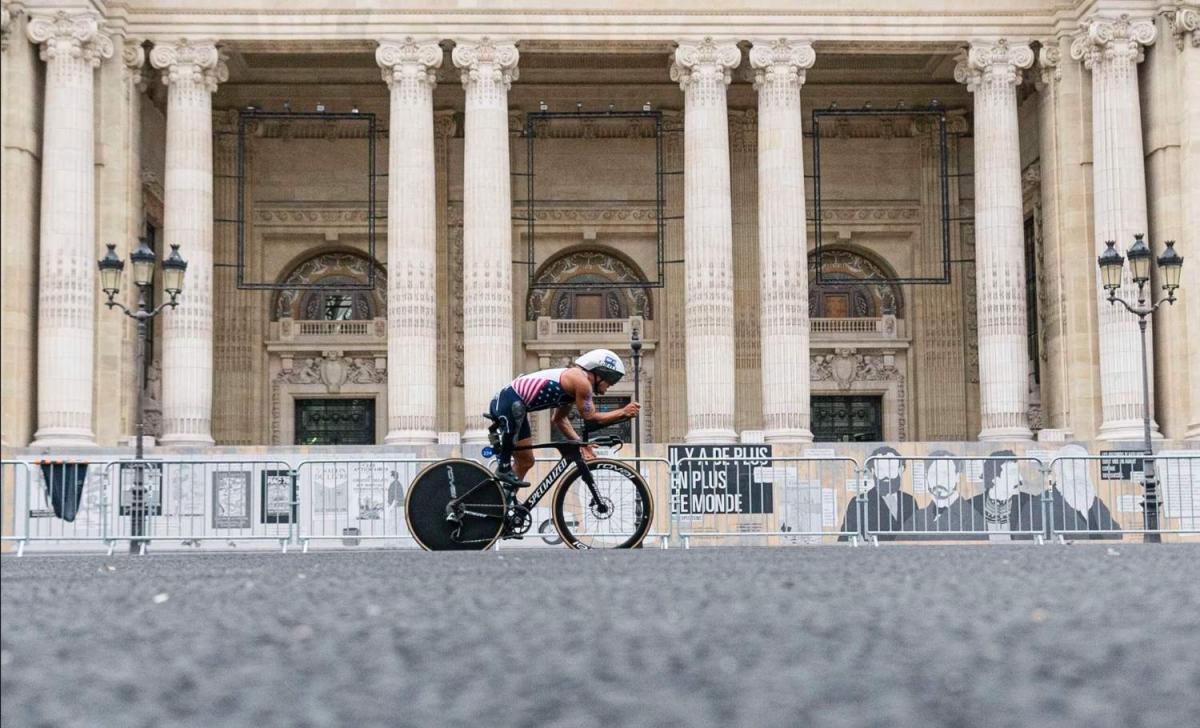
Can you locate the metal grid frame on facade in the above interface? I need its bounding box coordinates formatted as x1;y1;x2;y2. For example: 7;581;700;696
810;107;954;285
224;109;378;291
521;110;672;291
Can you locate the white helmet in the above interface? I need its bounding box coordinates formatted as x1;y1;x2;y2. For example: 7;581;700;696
575;348;625;385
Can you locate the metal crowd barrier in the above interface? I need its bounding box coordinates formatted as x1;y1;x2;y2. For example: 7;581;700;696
99;459;296;553
1;460;34;554
1046;453;1200;541
860;455;1052;543
293;458;435;551
672;456;862;547
3;450;1195;554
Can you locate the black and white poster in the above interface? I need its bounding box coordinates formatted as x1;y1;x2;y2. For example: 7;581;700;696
212;471;252;529
118;462;163;516
261;470;295;524
667;445;774;516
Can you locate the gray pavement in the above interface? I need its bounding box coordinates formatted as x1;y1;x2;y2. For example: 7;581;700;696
2;545;1199;728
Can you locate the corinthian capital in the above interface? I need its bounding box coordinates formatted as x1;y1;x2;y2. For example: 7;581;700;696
953;39;1034;92
1169;4;1199;50
1069;14;1157;68
451;38;519;90
749;38;815;88
670;37;741;90
1036;42;1062;88
149;39;228;92
377;37;442;90
27;11;114;66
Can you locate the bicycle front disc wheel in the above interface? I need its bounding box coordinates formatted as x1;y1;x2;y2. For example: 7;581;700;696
405;459;505;551
552;459;652;549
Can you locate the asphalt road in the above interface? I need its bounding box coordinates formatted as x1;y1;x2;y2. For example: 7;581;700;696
3;544;1199;728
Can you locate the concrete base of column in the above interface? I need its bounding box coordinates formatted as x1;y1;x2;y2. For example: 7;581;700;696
159;433;216;447
978;425;1034;442
384;430;437;445
462;429;489;446
764;428;814;444
1098;418;1162;442
30;428;97;448
685;428;738;444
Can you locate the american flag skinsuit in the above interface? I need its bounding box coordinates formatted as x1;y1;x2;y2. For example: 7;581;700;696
511;368;572;411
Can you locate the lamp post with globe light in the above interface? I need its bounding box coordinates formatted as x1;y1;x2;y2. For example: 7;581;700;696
97;239;188;554
1096;233;1183;544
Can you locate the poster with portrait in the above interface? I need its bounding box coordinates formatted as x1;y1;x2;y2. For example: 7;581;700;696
118;462;163;516
261;470;295;524
212;471;252;529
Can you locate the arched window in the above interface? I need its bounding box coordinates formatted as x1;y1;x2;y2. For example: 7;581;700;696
808;249;904;319
272;251;387;321
526;249;653;321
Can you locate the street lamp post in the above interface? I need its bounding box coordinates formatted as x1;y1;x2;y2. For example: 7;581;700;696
1096;234;1183;544
98;239;188;554
630;325;643;458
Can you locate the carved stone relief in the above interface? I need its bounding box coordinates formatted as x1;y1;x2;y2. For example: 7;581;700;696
526;249;653;321
810;349;908;441
273;252;387;321
270;352;387;445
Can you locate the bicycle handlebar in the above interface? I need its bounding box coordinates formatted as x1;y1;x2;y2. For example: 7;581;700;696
512;435;623;452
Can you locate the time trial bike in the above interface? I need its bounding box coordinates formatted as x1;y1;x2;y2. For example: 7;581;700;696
405;432;653;551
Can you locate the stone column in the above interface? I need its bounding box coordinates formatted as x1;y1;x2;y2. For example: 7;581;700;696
452;38;518;443
1171;6;1200;439
149;40;227;446
954;40;1035;441
671;38;740;444
749;39;815;443
26;12;113;446
1071;15;1161;441
378;38;442;444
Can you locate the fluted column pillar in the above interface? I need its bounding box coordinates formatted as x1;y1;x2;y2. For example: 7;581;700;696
671;38;740;444
749;39;814;443
149;40;226;446
1071;15;1161;441
954;40;1035;441
1171;6;1200;439
452;38;518;443
377;38;442;444
27;12;113;446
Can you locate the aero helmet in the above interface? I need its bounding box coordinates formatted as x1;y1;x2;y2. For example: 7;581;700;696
575;348;625;385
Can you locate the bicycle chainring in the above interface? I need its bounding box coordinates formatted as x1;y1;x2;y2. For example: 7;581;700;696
507;504;533;536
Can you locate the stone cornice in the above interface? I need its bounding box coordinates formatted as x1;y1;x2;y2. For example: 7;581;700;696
113;5;1092;44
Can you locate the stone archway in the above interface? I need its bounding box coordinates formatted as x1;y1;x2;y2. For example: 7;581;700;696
273;251;387;321
526;249;653;321
808;248;905;319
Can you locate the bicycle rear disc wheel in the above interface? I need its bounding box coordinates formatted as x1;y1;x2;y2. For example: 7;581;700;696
406;459;505;551
552;459;653;549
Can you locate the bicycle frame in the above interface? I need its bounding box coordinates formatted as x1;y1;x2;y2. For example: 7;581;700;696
448;440;611;519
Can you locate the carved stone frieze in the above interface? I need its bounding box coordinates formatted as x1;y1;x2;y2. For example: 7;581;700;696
270;353;386;444
810;349;908;440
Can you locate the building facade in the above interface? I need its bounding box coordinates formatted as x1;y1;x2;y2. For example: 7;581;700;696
2;0;1198;451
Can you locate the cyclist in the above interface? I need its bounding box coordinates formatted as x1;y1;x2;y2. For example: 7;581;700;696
488;348;640;492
